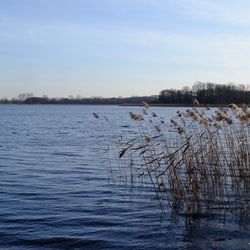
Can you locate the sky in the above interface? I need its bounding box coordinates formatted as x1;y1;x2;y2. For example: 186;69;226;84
1;0;250;98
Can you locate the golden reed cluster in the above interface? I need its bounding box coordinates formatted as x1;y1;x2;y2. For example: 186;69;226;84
93;100;250;216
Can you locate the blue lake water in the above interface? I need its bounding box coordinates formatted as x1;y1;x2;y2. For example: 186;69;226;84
0;104;249;249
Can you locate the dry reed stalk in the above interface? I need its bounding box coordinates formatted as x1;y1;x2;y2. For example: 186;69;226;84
94;102;250;217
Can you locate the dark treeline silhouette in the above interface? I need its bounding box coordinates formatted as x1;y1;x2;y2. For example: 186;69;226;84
159;82;250;104
2;82;250;105
0;95;158;105
24;96;158;104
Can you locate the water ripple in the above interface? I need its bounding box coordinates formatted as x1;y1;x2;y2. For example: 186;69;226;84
0;105;249;249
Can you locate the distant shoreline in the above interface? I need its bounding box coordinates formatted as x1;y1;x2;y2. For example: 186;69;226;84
118;103;223;107
0;102;225;107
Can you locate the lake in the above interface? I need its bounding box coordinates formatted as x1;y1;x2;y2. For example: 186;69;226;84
0;105;249;249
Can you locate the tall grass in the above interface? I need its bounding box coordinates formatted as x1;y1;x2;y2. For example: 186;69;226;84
93;102;250;216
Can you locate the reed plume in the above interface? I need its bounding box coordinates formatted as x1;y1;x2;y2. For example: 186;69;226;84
95;101;250;217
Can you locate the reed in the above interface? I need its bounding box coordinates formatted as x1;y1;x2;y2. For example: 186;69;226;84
93;102;250;216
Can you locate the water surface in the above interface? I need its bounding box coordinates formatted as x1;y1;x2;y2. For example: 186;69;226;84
0;105;249;249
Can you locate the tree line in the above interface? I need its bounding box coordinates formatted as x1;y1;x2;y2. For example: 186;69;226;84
1;82;250;105
159;82;250;104
0;94;158;105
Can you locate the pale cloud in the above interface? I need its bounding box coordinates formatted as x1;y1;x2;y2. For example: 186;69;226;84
2;0;250;97
3;12;250;60
144;0;250;26
2;16;250;72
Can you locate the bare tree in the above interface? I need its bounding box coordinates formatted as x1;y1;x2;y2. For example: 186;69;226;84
17;93;34;101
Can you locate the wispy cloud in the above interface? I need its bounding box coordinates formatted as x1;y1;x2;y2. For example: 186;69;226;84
2;15;250;71
143;0;250;26
1;0;250;97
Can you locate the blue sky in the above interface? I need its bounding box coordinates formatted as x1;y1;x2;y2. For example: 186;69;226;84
1;0;250;98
